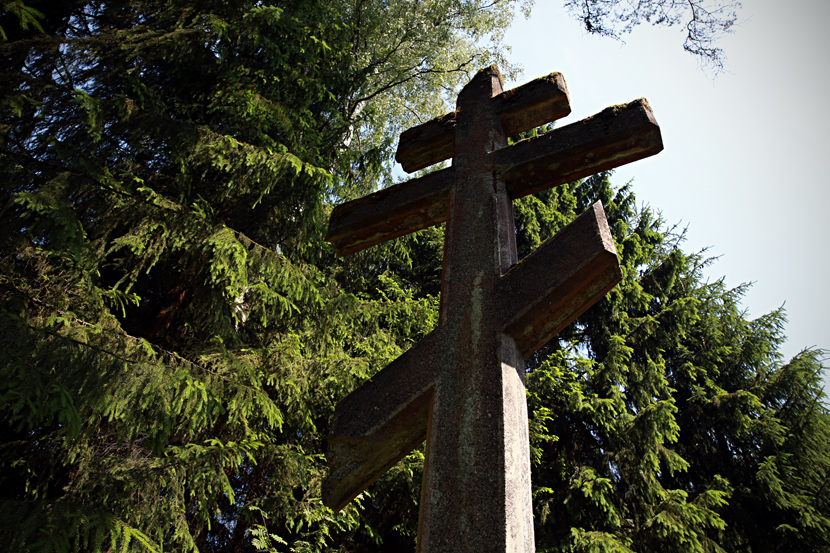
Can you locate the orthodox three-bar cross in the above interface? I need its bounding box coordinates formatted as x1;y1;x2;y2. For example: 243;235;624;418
322;66;662;553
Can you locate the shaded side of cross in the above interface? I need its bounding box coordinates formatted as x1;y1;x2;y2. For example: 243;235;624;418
323;67;662;553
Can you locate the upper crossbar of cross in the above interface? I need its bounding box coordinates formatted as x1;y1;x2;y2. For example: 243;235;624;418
322;66;662;553
326;69;660;257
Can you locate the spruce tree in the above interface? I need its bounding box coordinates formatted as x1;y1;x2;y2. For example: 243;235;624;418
516;175;830;552
0;1;523;550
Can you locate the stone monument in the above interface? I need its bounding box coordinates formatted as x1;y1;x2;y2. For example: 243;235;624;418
322;66;662;553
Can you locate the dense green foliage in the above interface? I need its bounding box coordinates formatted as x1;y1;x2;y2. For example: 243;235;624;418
0;1;519;550
1;1;827;552
515;176;830;552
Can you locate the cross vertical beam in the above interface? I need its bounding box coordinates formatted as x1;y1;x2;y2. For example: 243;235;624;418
416;67;533;552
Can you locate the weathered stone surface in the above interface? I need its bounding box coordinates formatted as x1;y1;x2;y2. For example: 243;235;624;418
322;199;622;520
323;332;440;511
326;98;661;256
394;112;457;175
496;71;570;137
415;67;528;552
498;99;662;199
499;202;621;357
326;167;452;256
395;71;571;173
322;66;663;553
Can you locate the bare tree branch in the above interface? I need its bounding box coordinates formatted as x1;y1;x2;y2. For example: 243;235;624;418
563;0;741;71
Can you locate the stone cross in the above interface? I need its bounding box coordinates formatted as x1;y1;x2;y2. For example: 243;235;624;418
323;66;662;553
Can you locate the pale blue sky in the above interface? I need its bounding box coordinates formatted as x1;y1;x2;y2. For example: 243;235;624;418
503;0;830;391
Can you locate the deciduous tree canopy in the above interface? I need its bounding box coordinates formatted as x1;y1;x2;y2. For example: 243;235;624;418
0;1;826;552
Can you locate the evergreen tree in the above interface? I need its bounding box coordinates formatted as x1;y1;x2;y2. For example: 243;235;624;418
516;175;830;552
0;1;524;550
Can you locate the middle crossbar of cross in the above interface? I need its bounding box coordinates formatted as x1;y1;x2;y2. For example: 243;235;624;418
323;66;662;553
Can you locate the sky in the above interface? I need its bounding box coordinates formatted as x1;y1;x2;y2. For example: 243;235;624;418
500;0;830;392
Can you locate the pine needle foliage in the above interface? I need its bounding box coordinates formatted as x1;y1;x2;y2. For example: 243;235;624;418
0;1;525;551
517;174;830;552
